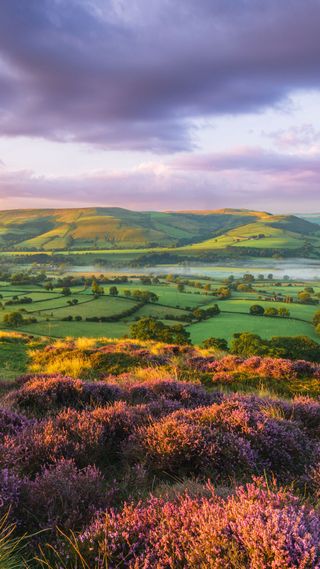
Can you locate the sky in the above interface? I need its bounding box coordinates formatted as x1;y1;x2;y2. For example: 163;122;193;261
0;0;319;212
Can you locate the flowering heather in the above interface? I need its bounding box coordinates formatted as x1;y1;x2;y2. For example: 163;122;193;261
7;376;220;418
0;468;22;520
2;338;320;565
79;479;320;568
207;355;320;381
8;375;124;416
20;459;110;533
0;398;185;475
126;379;218;407
0;408;29;436
129;414;255;478
127;396;314;481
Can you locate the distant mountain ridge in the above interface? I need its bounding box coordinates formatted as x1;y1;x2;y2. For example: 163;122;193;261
298;214;320;225
0;207;319;255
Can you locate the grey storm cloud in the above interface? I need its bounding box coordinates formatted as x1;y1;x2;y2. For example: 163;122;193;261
0;0;320;151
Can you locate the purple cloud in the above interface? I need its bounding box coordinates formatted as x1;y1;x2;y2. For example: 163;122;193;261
0;0;320;151
173;147;320;174
0;147;319;212
266;124;320;150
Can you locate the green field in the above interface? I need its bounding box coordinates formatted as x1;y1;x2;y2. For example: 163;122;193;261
0;337;29;380
0;272;319;346
188;313;318;344
18;320;130;339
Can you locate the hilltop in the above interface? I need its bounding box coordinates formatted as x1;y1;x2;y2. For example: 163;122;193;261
0;207;319;258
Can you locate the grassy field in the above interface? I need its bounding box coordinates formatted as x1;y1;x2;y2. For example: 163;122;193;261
188;312;318;343
214;299;318;322
0;273;319;344
0;335;30;380
18;319;130;338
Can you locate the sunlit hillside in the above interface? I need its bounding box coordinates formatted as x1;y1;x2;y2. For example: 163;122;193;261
0;208;319;256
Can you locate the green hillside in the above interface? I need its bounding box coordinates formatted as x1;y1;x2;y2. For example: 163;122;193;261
0;207;319;256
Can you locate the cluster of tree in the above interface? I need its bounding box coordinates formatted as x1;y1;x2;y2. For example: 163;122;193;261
67;299;79;306
5;296;33;306
123;289;159;303
249;305;290;318
130;317;191;345
313;311;320;335
201;337;229;351
297;289;319;305
9;271;46;285
231;332;320;362
62;315;83;322
61;287;72;296
92;279;104;296
139;276;160;285
192;304;220;321
3;312;38;327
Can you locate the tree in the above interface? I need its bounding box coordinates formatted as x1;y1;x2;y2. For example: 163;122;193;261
298;291;312;304
62;287;71;296
92;279;104;296
249;305;265;316
313;311;320;327
192;308;206;321
231;332;320;362
237;283;252;292
177;283;185;293
4;312;24;327
243;273;255;283
202;337;229;351
217;287;231;299
109;286;119;297
269;336;320;362
264;307;278;317
231;333;271;357
130;317;190;345
278;308;290;318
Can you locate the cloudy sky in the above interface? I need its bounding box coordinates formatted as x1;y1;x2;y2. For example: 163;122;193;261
0;0;319;212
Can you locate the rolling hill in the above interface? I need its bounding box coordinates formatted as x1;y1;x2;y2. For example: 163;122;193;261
0;207;319;257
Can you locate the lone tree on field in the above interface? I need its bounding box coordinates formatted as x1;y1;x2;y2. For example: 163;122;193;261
249;305;265;316
4;311;24;327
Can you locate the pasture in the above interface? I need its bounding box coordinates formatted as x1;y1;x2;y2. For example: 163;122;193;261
0;271;319;345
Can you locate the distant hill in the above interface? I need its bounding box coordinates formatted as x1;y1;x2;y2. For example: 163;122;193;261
298;213;320;226
0;207;319;256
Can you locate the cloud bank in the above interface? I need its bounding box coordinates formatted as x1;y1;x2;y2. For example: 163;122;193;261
1;146;319;212
0;0;320;152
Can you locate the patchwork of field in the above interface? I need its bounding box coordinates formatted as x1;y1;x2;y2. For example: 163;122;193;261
0;275;319;344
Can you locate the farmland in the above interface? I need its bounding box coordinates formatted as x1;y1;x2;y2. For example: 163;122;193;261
0;269;319;346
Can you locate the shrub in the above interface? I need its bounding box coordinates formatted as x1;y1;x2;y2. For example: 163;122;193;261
78;479;320;568
21;459;110;533
8;376;124;416
0;409;29;437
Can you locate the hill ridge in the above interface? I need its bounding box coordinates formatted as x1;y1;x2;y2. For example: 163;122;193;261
0;207;318;254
